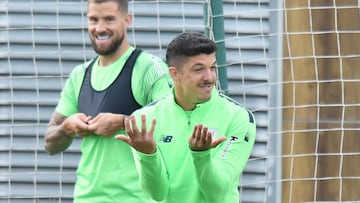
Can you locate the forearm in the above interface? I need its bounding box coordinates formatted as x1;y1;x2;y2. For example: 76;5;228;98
44;123;74;155
137;150;169;201
192;150;232;201
191;141;253;201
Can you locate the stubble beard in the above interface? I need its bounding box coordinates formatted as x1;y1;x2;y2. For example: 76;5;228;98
91;35;124;56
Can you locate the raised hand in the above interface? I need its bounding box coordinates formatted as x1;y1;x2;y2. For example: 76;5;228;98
115;114;157;154
189;124;226;151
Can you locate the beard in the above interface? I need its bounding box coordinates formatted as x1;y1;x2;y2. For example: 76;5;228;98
91;34;124;56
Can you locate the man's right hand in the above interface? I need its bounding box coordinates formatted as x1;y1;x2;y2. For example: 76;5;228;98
63;113;93;137
45;112;92;155
115;114;157;154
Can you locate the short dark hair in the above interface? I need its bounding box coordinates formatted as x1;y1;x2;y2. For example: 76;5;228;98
88;0;128;13
166;32;217;68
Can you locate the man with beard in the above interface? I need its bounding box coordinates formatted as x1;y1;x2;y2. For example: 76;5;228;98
116;32;256;203
44;0;172;202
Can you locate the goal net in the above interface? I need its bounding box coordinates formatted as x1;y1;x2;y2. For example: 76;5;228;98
281;1;360;202
1;0;360;203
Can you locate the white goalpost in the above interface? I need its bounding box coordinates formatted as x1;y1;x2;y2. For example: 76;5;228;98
1;0;360;203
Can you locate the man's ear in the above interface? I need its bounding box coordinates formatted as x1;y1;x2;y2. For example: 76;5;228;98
124;14;132;28
169;66;177;80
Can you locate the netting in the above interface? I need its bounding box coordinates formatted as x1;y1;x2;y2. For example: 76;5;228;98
281;1;360;202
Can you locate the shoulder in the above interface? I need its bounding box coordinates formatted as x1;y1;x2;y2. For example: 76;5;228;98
216;92;255;124
138;50;163;61
134;51;169;80
133;94;170;115
136;51;167;69
69;58;95;78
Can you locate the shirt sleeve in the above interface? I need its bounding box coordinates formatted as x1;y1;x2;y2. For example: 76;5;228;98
146;57;173;103
132;53;173;105
134;148;169;201
191;109;256;201
55;64;87;117
130;108;170;201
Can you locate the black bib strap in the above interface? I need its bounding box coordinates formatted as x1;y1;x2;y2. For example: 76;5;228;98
78;49;143;117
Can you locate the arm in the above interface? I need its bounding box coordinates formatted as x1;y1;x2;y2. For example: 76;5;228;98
135;54;173;105
115;114;169;201
44;111;91;155
135;149;169;201
190;111;256;201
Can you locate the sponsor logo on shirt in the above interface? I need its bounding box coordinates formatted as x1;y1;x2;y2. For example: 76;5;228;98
159;135;173;143
220;136;239;158
208;128;218;139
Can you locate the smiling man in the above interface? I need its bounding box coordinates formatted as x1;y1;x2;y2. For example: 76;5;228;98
44;0;172;202
116;32;257;203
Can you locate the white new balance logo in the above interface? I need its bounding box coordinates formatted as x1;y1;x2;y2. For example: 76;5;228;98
160;135;173;143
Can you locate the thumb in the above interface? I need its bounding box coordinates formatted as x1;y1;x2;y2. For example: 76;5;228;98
79;114;91;122
115;134;131;144
211;136;227;148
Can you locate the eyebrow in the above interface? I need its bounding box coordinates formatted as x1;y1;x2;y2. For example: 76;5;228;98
193;61;217;67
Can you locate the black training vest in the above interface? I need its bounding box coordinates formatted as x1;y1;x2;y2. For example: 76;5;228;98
78;49;142;117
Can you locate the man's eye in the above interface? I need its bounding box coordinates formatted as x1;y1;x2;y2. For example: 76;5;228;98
88;18;97;23
105;18;115;22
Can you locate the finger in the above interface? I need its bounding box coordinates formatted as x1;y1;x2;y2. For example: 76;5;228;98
115;134;131;144
201;126;209;143
87;115;98;124
87;119;101;131
79;114;92;123
87;122;96;131
196;125;204;141
190;125;201;144
205;131;212;144
191;125;198;140
211;136;227;148
141;115;146;135
124;118;133;136
87;115;92;121
129;115;140;135
76;121;89;131
149;118;156;136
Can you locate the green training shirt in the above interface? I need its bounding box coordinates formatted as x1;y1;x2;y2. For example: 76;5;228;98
131;88;256;203
55;47;172;203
